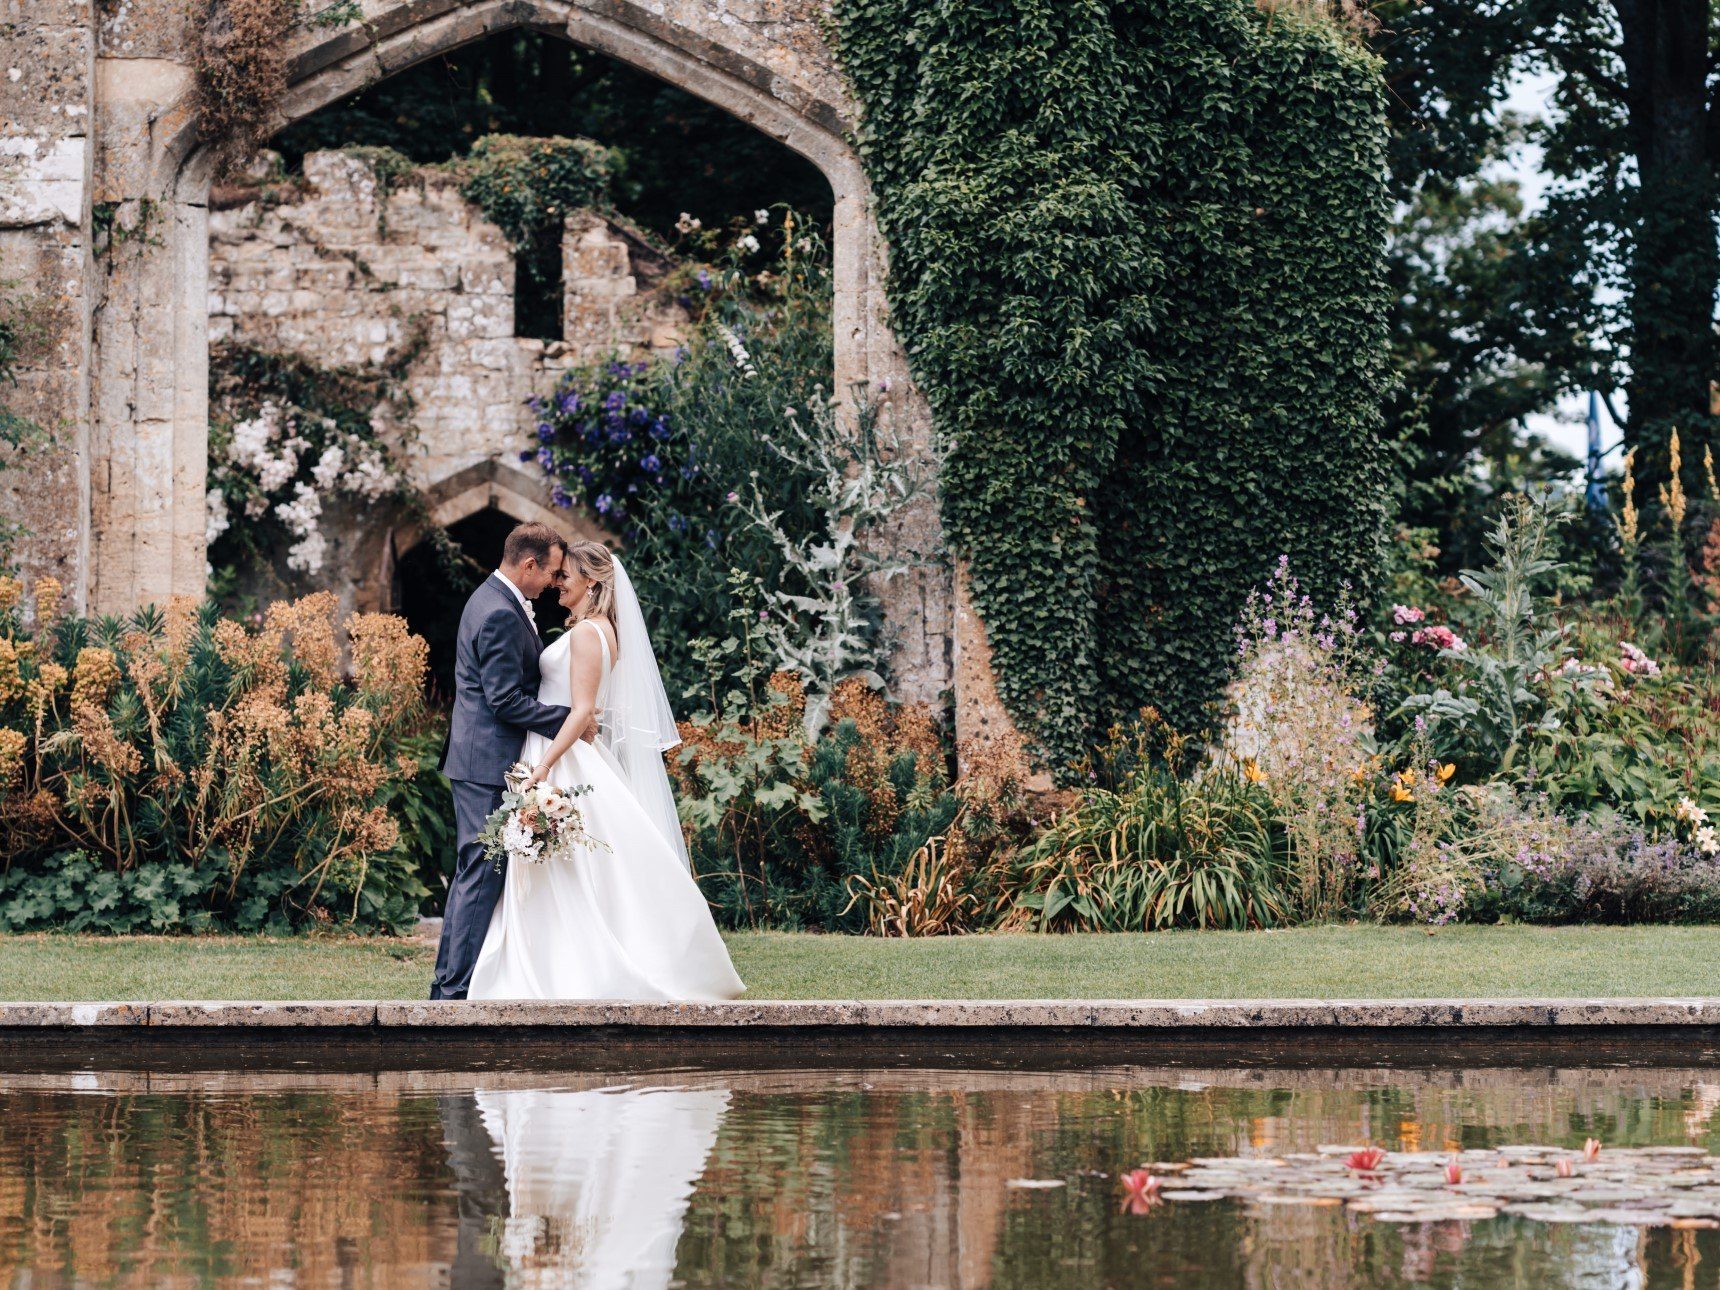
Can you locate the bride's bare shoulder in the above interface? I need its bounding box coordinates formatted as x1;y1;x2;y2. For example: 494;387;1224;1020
571;616;618;656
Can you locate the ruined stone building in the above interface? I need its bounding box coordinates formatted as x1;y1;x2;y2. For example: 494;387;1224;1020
0;0;1026;762
207;147;686;622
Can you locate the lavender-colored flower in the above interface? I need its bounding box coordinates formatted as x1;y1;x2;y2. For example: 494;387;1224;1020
669;514;688;534
641;454;662;473
558;393;581;416
535;446;554;470
604;391;625;412
595;493;614;514
550;485;572;508
705;529;722;549
628;406;648;427
517;450;535;463
696;268;713;291
536;422;555;442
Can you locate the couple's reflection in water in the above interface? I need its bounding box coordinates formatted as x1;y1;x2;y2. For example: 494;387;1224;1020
439;1085;732;1288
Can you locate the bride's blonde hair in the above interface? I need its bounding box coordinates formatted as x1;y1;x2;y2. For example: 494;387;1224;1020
563;539;618;630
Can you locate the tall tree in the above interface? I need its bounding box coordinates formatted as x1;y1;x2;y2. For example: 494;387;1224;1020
1374;0;1718;493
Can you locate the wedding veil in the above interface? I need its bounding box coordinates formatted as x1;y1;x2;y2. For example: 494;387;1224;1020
601;557;691;869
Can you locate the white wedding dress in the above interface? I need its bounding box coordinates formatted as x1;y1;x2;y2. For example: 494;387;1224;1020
468;619;744;1002
474;1084;731;1288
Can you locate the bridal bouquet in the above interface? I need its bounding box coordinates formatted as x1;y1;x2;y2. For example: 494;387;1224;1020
479;763;606;874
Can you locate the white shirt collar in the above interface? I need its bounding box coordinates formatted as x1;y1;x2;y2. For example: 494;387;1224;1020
492;569;535;621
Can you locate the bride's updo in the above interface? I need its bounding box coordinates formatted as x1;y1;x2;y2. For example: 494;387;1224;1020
563;539;618;629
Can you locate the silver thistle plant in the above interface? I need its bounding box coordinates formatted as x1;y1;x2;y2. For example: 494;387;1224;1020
730;382;930;734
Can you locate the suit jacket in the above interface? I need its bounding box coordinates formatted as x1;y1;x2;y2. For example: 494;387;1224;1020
442;574;570;785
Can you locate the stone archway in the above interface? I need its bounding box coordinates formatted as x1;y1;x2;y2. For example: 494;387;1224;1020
72;0;948;706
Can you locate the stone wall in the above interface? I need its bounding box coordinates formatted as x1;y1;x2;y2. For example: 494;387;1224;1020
206;148;685;618
210;150;686;489
0;0;95;604
0;0;1025;759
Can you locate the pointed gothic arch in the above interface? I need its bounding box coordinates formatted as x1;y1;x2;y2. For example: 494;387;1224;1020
84;0;948;705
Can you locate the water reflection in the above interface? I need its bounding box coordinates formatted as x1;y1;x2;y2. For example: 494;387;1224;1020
2;1061;1719;1286
470;1086;730;1288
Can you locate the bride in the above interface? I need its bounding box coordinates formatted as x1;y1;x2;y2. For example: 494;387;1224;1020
468;539;745;1002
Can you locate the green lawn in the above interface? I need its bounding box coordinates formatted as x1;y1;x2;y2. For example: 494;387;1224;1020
3;925;1720;1001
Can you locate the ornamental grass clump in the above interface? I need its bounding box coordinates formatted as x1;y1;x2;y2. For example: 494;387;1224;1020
996;713;1290;933
0;582;431;932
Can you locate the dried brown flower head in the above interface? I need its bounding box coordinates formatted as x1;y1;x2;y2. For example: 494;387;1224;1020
71;647;122;709
0;638;22;704
0;727;26;789
31;576;63;626
72;701;143;778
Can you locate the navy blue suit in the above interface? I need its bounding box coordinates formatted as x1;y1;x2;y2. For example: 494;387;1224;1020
430;574;570;1000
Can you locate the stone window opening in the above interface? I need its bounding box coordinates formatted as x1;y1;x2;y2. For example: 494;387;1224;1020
513;229;565;343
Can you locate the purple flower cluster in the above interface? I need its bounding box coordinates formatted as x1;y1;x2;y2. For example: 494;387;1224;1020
520;360;714;547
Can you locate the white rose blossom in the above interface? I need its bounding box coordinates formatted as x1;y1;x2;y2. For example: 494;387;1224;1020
210;396;407;572
310;443;346;490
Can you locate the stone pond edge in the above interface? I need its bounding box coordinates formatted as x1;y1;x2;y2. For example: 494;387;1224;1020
6;998;1720;1029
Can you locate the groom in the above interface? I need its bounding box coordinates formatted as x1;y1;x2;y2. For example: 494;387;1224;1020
430;521;573;1000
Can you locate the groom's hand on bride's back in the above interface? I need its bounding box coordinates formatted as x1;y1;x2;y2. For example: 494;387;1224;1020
581;714;600;743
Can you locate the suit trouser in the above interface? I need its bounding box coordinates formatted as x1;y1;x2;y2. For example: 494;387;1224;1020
430;778;505;1000
437;1094;507;1286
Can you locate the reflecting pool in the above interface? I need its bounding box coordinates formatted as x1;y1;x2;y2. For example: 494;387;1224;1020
5;1039;1720;1286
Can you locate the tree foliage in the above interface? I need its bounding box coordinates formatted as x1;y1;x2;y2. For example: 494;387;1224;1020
835;0;1393;768
1373;0;1720;495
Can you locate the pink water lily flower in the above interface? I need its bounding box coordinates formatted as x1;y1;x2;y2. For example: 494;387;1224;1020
1444;1159;1463;1186
1556;1157;1576;1178
1583;1138;1602;1162
1346;1147;1386;1173
1119;1169;1162;1215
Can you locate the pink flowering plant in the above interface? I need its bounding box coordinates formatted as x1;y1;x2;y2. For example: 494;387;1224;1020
1396;492;1608;781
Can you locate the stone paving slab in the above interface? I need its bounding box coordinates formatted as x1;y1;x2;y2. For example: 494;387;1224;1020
147;1003;381;1028
1;998;1719;1030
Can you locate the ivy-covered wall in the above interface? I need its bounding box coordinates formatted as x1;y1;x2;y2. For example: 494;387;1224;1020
836;0;1392;768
